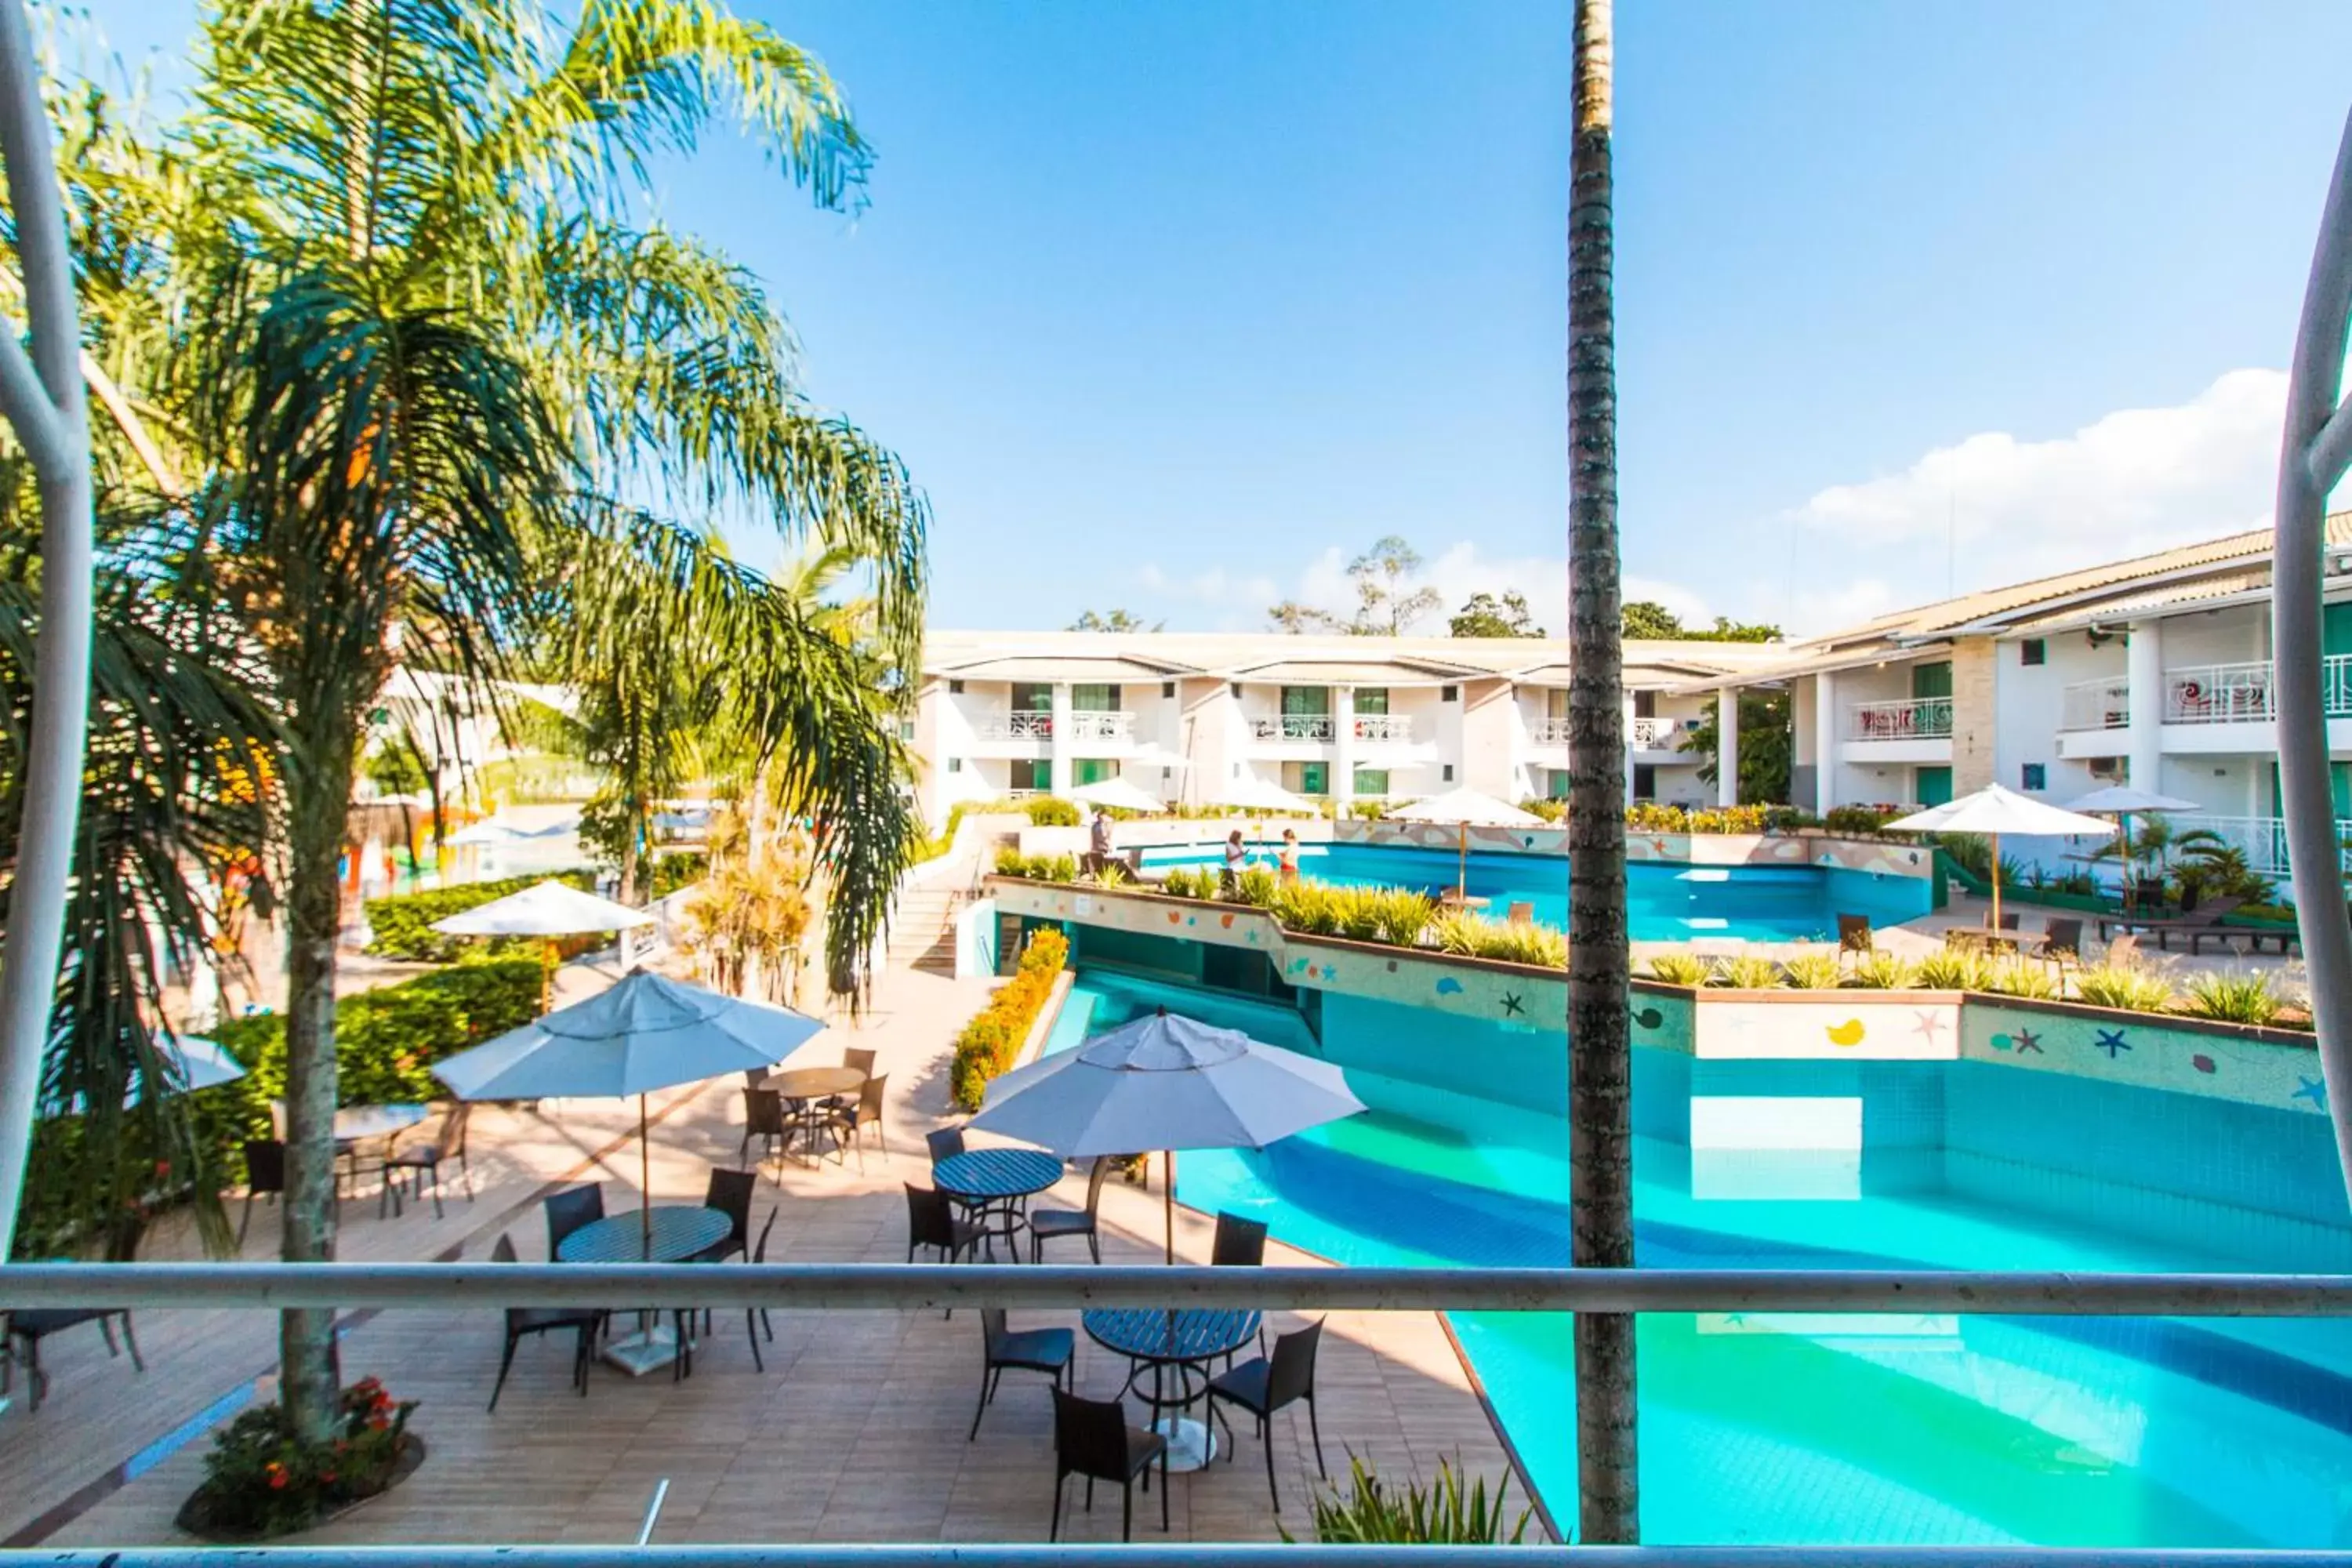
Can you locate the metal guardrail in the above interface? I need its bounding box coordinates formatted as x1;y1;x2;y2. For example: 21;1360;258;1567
11;1551;2352;1568
6;1261;2351;1315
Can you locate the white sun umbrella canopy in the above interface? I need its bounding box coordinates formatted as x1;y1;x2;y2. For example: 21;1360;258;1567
1214;775;1320;815
1886;783;2118;928
434;972;824;1253
1384;788;1544;898
1069;776;1166;814
968;1008;1365;1264
434;877;656;971
2063;786;2205;815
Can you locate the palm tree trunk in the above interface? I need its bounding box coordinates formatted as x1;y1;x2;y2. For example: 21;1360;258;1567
278;728;354;1441
1566;0;1639;1543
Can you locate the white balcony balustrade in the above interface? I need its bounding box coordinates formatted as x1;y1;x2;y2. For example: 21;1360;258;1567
1631;716;1678;750
1249;714;1336;742
1845;696;1953;741
1351;713;1414;742
971;709;1134;742
2169;813;2352;875
2162;656;2352;724
1529;716;1572;746
1065;710;1135;742
2058;677;2129;732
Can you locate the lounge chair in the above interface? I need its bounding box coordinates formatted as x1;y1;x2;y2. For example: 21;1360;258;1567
2096;896;2236;951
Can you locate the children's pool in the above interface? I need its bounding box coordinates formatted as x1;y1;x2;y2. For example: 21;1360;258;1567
1044;966;2352;1546
1136;840;1927;943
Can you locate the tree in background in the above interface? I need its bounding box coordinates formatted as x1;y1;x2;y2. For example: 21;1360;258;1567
1681;689;1791;804
1623;600;1780;643
1450;590;1545;637
1269;535;1443;635
1069;608;1163;632
1566;0;1639;1543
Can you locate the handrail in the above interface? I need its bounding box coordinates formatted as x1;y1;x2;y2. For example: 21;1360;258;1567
11;1549;2352;1568
5;1261;2349;1316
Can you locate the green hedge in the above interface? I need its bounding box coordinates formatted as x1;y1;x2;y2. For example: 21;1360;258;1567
949;928;1069;1110
363;870;593;962
648;850;708;900
12;956;548;1258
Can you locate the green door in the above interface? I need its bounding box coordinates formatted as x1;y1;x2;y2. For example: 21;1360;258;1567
2270;762;2352;818
1071;758;1116;787
1911;662;1953;699
1915;766;1953;808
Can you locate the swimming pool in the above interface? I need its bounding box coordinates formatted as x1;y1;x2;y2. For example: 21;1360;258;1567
1044;967;2352;1546
1136;840;1927;943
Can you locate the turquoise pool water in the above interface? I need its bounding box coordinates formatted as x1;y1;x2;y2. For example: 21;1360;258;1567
1043;967;2352;1546
1136;841;1927;943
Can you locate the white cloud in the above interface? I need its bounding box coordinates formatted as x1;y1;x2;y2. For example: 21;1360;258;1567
1788;368;2286;595
1134;561;1283;611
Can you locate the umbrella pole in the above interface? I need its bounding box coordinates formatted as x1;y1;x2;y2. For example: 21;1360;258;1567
1457;823;1468;902
1991;831;2002;931
639;1092;652;1258
1164;1149;1176;1265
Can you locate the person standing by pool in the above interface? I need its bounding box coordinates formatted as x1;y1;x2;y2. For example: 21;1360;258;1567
1088;807;1115;876
1277;828;1301;885
1221;828;1247;894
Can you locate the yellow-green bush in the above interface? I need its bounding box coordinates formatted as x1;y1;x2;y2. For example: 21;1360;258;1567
949;928;1070;1109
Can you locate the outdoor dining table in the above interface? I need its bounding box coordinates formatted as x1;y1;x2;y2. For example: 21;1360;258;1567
555;1204;733;1376
759;1065;867;1164
1083;1307;1262;1472
933;1148;1062;1258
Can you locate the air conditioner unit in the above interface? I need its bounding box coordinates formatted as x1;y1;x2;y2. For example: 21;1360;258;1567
2087;756;2125;782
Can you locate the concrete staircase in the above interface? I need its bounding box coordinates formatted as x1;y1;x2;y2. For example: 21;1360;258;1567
889;884;963;975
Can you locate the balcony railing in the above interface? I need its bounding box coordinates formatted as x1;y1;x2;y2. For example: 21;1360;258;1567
1351;714;1414;742
970;710;1133;742
2058;676;2129;732
1845;696;1953;741
2169;813;2352;875
1630;715;1678;750
2163;655;2352;723
1528;716;1571;746
1249;714;1334;742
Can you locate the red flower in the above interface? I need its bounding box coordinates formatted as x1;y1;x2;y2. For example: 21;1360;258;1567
320;1471;338;1484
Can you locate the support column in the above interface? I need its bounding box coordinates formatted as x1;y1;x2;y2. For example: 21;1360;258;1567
1717;685;1740;807
1621;693;1638;801
1331;686;1357;807
1048;682;1073;796
2125;619;2164;794
1813;670;1838;816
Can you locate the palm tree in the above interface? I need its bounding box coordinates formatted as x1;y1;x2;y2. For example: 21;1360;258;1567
1565;0;1639;1543
38;0;927;1441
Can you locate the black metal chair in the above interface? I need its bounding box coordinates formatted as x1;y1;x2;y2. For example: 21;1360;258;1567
699;1168;758;1265
741;1089;790;1168
970;1306;1073;1439
1050;1387;1167;1541
239;1138;286;1244
906;1183;985;1317
544;1182;605;1257
2;1306;142;1411
383;1103;473;1218
486;1233;604;1411
1211;1211;1269;1267
743;1208;778;1371
822;1073;890;1170
2035;916;2086;979
1207;1319;1327;1509
926;1125;967;1164
1029;1156;1112;1264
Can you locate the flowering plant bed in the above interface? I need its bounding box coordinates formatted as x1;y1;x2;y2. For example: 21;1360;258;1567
176;1377;421;1541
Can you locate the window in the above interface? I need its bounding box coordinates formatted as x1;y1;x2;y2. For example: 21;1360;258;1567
1011;681;1053;713
1353;688;1390;716
1443;764;1456;782
947;679;965;695
897;719;915;742
1632;689;1657;717
1632;763;1657;800
946;757;964;774
1230;681;1243;698
1162;681;1177;699
1280;685;1330;717
2020;639;2046;666
1072;758;1116;786
1072;683;1120;712
1281;760;1330;795
1548;768;1572;799
1352;768;1390;796
1008;758;1049;790
2021;763;2046;792
1441;684;1459;702
1545;688;1570;720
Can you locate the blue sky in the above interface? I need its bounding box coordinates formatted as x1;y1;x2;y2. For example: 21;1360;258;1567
78;1;2352;636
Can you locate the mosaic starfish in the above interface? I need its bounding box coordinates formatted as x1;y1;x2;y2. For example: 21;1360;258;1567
1912;1010;1947;1047
1500;991;1526;1018
2094;1028;2131;1058
2011;1029;2042;1055
2296;1076;2328;1111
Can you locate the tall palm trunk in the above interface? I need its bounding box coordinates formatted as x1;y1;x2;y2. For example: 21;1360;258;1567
1566;0;1638;1542
278;713;358;1439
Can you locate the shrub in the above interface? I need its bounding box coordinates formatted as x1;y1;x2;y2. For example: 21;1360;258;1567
1710;954;1781;989
2074;964;2175;1014
1823;804;1901;836
1982;960;2060;999
1160;866;1214;901
362;870;594;962
949;929;1069;1109
1270;880;1343;937
1779;951;1842;989
1646;953;1710;986
1846;952;1917;989
2176;970;2281;1027
1429;911;1566;967
646;851;708;900
1024;797;1082;827
1912;949;1994;992
1044;851;1080;883
188;1376;416;1539
1519;797;1567;823
1088;859;1133;887
993;846;1031;878
1301;1455;1531;1545
1232;865;1279;908
1622;802;1766;834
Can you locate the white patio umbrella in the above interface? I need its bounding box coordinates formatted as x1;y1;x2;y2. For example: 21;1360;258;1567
967;1007;1365;1265
159;1036;249;1095
1214;776;1319;815
1886;783;2117;929
433;877;655;973
1384;788;1544;899
1069;776;1165;814
2063;786;2205;882
433;973;824;1254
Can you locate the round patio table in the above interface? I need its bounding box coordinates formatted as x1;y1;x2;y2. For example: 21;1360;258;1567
556;1205;733;1378
934;1148;1062;1259
333;1104;430;1141
1083;1307;1262;1472
760;1065;867;1164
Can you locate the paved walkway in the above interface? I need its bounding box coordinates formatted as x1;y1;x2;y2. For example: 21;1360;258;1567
2;962;1518;1548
